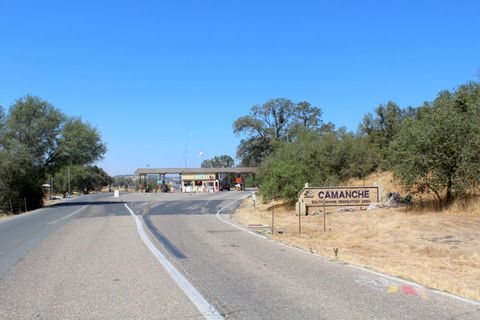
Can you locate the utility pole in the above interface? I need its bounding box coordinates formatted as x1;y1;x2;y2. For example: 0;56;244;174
184;133;191;168
67;161;71;198
145;165;150;192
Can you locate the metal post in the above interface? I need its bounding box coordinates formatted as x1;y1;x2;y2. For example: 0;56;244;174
299;207;302;234
271;197;275;234
24;197;27;212
67;161;71;197
323;201;326;232
9;199;13;214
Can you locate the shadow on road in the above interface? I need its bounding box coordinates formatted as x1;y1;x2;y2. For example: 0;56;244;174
143;213;187;259
145;200;242;216
49;201;125;207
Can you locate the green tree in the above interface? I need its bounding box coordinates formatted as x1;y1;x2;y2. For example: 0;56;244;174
234;98;295;141
359;101;407;167
54;165;112;197
235;137;275;166
56;117;106;169
201;155;235;168
0;106;5;142
390;82;480;204
288;101;323;138
233;98;295;166
0;96;107;211
337;134;379;181
201;155;236;186
233;98;322;166
73;166;113;194
52;166;72;197
0;149;43;212
112;176;134;188
256;130;377;204
3;97;64;170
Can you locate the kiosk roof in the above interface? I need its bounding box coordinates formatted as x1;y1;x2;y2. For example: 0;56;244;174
135;167;257;175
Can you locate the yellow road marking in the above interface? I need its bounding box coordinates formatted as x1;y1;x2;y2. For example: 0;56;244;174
387;286;398;294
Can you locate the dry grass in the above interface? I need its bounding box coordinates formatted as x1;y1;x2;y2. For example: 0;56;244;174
346;171;404;194
233;196;480;301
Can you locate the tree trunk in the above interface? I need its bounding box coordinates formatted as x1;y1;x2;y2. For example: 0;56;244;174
446;177;453;205
446;187;452;205
432;189;442;204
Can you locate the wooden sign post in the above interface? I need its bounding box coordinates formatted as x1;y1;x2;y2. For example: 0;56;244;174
323;200;326;232
271;197;275;234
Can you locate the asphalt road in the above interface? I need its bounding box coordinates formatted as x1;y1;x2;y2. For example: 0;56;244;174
0;192;479;319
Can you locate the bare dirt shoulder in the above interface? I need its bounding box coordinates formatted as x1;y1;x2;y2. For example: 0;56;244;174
232;197;480;301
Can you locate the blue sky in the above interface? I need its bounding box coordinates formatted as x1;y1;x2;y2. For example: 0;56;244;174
1;0;479;175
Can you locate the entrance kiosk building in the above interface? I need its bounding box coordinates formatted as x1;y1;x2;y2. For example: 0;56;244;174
134;167;256;193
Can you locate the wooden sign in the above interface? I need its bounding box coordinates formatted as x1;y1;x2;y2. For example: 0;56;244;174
299;186;379;207
183;174;216;180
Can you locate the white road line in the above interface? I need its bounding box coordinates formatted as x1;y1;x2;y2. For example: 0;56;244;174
0;194;92;224
0;208;45;224
215;193;268;240
124;203;224;320
48;206;88;225
215;193;480;307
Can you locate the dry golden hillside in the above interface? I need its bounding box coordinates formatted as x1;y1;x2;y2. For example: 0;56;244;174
233;171;480;301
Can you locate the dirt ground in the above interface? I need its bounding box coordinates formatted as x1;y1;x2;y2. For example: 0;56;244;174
233;197;480;302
